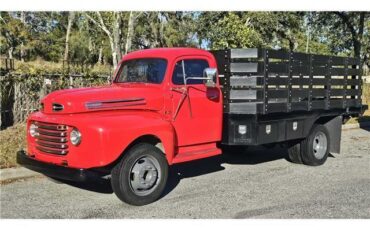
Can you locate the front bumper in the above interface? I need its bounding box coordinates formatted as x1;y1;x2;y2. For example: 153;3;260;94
16;150;103;182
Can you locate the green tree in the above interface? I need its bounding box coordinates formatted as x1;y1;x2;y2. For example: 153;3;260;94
310;12;369;59
197;12;263;49
0;12;30;59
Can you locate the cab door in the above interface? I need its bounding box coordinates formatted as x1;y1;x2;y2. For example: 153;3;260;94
169;56;223;147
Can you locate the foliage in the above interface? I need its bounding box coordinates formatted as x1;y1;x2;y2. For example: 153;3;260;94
12;60;112;75
309;12;369;58
0;12;30;59
202;12;263;49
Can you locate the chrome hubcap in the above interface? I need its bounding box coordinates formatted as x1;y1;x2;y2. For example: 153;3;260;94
129;155;161;196
312;131;327;160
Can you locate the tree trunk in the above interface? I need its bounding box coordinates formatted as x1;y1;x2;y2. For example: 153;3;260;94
112;12;122;66
97;45;103;65
85;12;122;69
108;36;117;69
8;47;13;59
64;12;75;62
20;12;26;62
353;41;361;59
159;13;165;46
148;13;160;48
335;12;365;58
125;11;135;54
354;12;365;58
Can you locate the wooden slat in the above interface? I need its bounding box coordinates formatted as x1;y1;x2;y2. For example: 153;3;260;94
266;103;288;113
331;68;347;76
312;89;326;97
330;100;344;108
228;102;260;114
311;100;326;109
291;101;309;111
268;62;289;74
291;65;310;75
229;89;261;100
266;49;289;60
291;78;310;85
230;76;261;87
230;62;260;73
346;79;359;85
267;77;288;85
267;89;288;98
312;54;330;65
312;67;327;75
347;68;360;75
330;78;345;85
312;78;328;85
230;48;259;59
291;89;309;98
331;56;346;65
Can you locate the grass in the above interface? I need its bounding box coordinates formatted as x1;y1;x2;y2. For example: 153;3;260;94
0;123;26;169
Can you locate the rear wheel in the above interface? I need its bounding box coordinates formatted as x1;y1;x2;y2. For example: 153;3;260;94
301;125;330;166
287;124;330;166
287;140;303;164
111;143;168;206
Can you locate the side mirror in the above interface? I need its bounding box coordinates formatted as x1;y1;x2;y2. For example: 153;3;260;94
203;68;217;88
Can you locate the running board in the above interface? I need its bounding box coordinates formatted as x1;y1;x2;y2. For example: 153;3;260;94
172;142;221;164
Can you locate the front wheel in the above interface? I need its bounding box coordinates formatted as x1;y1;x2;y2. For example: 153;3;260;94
111;143;168;206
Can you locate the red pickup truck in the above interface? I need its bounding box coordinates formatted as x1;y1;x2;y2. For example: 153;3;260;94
17;48;366;205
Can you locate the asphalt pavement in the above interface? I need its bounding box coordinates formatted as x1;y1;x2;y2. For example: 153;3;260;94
1;127;369;218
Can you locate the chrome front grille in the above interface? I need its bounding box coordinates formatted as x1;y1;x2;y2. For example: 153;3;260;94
34;121;69;155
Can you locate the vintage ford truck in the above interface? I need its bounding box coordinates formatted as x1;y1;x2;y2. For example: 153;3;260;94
17;48;367;205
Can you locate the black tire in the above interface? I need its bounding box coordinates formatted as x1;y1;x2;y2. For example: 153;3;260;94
301;124;330;166
111;143;168;206
287;140;303;164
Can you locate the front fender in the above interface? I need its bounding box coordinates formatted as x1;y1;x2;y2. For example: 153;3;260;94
93;111;177;166
28;111;176;168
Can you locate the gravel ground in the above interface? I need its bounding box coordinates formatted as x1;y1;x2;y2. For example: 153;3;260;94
1;128;369;219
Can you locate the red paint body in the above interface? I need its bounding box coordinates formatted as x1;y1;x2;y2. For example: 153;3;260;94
26;48;223;169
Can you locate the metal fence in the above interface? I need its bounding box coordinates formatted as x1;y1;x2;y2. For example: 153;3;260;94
0;73;110;130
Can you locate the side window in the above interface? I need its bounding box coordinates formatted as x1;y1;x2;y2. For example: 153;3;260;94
172;59;209;85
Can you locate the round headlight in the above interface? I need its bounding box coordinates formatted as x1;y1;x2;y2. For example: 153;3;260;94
29;123;38;137
70;128;82;146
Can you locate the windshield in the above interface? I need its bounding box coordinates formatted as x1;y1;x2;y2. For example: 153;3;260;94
115;58;167;84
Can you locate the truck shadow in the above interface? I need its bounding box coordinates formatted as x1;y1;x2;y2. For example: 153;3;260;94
359;123;370;131
56;145;291;196
57;178;113;194
162;145;289;197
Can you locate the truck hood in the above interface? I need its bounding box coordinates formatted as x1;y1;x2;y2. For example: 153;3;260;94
41;84;164;114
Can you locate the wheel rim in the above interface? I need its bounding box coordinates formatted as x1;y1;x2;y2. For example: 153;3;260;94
128;155;161;196
312;131;328;160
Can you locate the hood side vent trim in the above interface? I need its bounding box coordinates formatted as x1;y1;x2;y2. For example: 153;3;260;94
52;103;64;112
85;98;146;110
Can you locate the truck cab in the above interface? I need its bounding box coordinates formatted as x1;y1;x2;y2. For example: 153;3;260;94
17;48;224;205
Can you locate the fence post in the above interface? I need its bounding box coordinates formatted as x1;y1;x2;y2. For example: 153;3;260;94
69;74;73;88
0;77;2;129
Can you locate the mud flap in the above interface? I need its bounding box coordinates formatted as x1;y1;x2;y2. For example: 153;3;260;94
323;115;342;154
